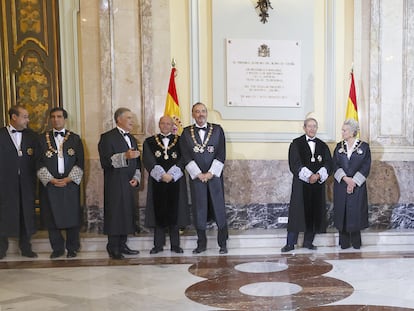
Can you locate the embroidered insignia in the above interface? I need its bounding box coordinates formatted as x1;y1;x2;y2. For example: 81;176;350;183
27;148;33;156
67;148;75;156
155;150;162;158
45;150;54;158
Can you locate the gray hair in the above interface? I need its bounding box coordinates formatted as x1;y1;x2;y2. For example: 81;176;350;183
303;117;318;127
114;107;131;123
343;118;359;137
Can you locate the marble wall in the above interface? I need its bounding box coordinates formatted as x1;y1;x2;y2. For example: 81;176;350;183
78;0;414;233
84;159;414;233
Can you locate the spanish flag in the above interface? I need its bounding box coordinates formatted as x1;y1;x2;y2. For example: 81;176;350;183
345;71;358;121
164;67;182;134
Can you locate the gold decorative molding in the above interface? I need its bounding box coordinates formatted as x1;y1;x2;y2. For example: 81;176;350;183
0;0;60;132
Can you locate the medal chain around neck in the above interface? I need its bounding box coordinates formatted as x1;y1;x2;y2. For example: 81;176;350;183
46;131;71;157
154;134;178;159
190;124;213;152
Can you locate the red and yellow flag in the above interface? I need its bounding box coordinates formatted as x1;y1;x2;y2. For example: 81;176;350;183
345;71;358;121
164;67;182;134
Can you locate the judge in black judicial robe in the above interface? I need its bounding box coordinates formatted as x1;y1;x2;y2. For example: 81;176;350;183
37;108;84;258
143;116;190;254
281;118;332;252
0;106;38;259
333;119;371;249
179;102;228;254
98;107;141;259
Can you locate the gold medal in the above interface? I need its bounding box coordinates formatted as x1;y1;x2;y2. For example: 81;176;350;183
18;150;23;157
190;125;213;154
311;156;315;162
164;154;169;160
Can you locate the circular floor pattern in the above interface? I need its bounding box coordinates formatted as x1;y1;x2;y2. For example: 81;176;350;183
239;281;302;297
234;261;288;273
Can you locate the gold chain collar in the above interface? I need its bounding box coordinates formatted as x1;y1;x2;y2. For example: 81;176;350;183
154;134;178;150
190;124;213;153
46;131;71;155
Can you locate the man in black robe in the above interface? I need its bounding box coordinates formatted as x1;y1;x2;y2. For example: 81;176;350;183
98;107;141;259
180;102;228;254
0;105;38;259
143;115;190;254
37;108;84;258
281;117;332;252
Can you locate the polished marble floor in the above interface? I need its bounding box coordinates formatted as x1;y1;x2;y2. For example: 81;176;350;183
0;232;414;311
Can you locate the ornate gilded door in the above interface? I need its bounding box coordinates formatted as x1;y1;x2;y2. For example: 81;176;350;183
0;0;61;133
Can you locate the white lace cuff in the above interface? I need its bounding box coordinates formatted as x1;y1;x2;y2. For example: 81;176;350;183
150;165;166;182
167;165;183;181
111;152;128;168
353;171;366;187
185;161;202;180
334;168;347;183
68;165;83;185
317;167;328;183
37;167;53;186
208;159;224;177
299;167;313;183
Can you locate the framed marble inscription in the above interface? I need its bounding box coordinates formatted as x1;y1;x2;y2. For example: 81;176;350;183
226;39;301;108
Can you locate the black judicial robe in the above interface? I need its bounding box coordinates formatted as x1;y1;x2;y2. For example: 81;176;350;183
38;131;84;228
333;141;371;232
0;127;38;237
179;123;227;230
98;128;141;235
287;135;332;233
143;134;190;228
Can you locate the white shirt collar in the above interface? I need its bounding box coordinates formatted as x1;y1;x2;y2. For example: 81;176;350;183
195;123;207;128
117;126;128;134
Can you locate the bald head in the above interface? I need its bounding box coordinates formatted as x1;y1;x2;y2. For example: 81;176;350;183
159;115;174;135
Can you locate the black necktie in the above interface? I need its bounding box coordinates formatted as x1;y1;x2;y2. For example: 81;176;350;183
54;131;65;137
11;129;22;133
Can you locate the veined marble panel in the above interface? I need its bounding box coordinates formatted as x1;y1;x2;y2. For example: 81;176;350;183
370;0;414;149
83;159;414;232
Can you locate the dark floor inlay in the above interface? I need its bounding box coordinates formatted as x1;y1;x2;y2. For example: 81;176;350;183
185;256;353;310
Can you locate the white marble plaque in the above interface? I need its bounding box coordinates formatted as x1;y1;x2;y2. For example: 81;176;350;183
226;39;301;107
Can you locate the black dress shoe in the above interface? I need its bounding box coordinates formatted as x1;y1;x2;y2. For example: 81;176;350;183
304;244;317;250
120;245;139;255
107;250;124;260
106;245;124;259
110;252;124;260
50;250;65;259
0;252;5;259
192;247;206;254
67;251;77;258
340;244;351;249
150;247;163;254
353;244;361;249
171;246;183;253
21;250;38;258
281;245;294;252
219;247;228;254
